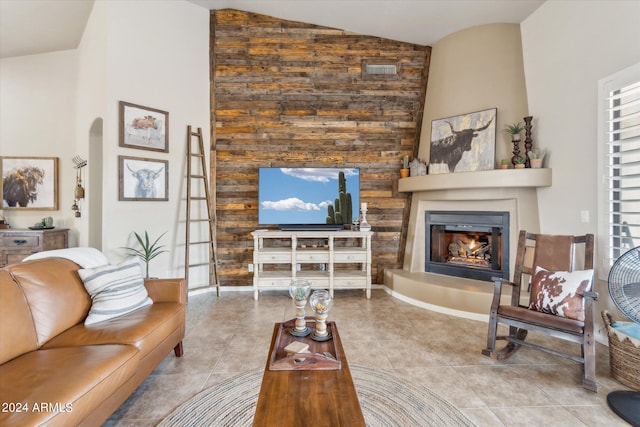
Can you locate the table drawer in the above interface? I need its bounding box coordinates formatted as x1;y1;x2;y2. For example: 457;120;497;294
3;251;33;265
334;251;367;263
335;278;367;288
1;235;39;248
257;252;291;263
43;232;67;250
256;278;291;288
296;251;329;263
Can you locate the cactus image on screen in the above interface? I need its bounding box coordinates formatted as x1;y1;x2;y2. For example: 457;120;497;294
326;171;353;225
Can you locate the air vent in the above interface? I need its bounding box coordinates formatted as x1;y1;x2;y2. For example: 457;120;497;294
361;60;400;80
364;64;397;75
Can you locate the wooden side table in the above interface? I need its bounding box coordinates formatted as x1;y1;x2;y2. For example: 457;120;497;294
0;228;69;267
254;319;365;427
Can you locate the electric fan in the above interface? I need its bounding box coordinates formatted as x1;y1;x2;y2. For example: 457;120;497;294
607;246;640;427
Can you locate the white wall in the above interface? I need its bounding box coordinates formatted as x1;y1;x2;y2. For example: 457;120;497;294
75;0;107;250
521;0;640;236
0;50;79;244
2;0;211;284
521;0;640;326
420;23;529;165
97;0;211;281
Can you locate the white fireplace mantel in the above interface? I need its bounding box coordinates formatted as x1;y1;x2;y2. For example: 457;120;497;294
398;168;552;193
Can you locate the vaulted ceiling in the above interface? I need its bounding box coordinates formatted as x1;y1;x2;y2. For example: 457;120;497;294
0;0;544;59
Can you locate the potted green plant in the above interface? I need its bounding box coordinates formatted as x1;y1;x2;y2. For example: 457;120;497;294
504;122;525;142
499;159;509;169
514;156;526;169
123;231;168;278
527;149;546;168
400;155;410;178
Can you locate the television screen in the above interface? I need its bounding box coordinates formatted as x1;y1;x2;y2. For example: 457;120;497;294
258;167;360;227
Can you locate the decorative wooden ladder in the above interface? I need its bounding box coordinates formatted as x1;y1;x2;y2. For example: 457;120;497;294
185;126;219;296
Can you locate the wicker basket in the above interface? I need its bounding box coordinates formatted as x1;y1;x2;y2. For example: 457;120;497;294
602;310;640;391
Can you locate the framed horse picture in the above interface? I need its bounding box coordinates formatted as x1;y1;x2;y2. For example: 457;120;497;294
119;101;169;153
118;156;168;202
1;156;58;210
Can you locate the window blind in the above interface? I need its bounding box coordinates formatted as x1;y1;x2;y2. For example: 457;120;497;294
601;65;640;267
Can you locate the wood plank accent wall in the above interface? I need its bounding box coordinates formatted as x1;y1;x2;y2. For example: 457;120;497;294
211;9;430;286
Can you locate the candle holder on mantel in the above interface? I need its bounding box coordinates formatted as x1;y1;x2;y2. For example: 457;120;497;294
523;116;533;168
289;279;312;337
359;202;371;231
310;289;333;341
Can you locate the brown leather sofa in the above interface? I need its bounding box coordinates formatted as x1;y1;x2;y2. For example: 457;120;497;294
0;257;186;427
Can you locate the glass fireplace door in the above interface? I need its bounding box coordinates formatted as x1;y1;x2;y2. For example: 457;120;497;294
425;211;509;281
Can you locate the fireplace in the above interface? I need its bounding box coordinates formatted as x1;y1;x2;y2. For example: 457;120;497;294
386;169;549;318
425;211;509;281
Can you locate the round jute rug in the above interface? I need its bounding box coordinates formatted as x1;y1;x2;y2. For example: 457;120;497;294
159;364;476;427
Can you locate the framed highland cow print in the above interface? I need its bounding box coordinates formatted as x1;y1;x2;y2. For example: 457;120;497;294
119;101;169;153
1;156;58;210
429;108;497;174
119;156;168;202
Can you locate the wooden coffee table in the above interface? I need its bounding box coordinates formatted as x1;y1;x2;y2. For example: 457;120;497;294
253;319;365;427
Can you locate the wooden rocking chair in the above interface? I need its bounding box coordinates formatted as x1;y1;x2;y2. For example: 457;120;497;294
482;230;599;392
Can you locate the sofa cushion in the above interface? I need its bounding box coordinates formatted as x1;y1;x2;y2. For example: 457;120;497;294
0;344;139;427
42;302;185;358
78;258;152;325
528;266;594;321
5;258;91;347
0;270;39;364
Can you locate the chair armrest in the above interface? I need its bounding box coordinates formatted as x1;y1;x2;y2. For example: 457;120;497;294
488;277;517;312
491;277;516;288
144;278;187;304
490;277;517;298
582;291;598;300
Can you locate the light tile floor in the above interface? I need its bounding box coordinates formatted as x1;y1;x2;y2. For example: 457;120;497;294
105;289;631;426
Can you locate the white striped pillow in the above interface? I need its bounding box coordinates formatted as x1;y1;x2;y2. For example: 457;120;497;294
78;257;152;325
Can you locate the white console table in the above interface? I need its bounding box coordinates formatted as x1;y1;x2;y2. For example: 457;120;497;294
251;230;373;300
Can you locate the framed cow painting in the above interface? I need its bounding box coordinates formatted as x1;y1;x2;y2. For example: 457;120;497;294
1;156;58;210
429;108;497;174
119;101;169;153
118;156;168;202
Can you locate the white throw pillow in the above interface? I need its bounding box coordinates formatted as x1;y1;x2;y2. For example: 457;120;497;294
23;247;110;268
78;257;152;325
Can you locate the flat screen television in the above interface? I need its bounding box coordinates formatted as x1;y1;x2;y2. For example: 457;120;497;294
258;167;360;230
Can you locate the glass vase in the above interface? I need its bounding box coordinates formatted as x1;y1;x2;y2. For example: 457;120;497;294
289;279;311;337
309;289;333;341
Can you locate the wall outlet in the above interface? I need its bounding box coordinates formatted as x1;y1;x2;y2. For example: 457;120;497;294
581;210;590;223
248;264;254;272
